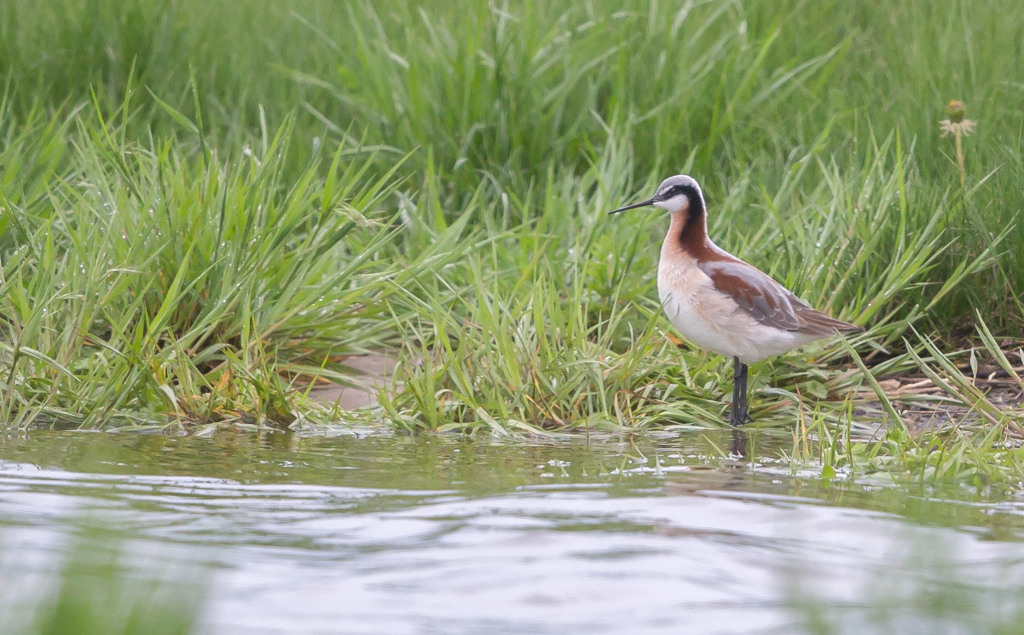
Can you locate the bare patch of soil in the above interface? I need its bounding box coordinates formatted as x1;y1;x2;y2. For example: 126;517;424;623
855;362;1024;436
309;352;399;410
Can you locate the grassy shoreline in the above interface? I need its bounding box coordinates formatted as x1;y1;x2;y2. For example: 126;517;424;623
1;0;1022;479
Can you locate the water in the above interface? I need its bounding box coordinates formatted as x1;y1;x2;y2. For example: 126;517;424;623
2;429;1024;633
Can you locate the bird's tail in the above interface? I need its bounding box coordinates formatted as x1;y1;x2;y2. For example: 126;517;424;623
796;307;864;335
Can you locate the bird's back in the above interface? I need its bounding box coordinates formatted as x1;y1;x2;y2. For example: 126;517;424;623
698;257;862;336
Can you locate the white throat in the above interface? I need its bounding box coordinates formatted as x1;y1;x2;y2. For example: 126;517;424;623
653;193;688;214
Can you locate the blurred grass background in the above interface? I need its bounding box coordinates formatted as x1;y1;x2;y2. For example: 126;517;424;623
1;524;206;635
0;0;1021;434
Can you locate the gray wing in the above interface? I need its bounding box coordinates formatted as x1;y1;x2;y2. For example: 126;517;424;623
698;259;861;335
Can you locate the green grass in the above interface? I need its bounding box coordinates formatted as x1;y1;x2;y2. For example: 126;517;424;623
1;0;1023;481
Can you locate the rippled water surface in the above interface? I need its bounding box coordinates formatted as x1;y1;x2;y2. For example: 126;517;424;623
3;429;1024;633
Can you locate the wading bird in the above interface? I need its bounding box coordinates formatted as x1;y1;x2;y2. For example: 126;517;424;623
610;175;863;426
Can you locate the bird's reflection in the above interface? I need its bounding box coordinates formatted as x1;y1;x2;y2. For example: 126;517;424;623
729;427;748;458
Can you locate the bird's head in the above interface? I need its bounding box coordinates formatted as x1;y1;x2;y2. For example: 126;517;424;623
609;175;703;216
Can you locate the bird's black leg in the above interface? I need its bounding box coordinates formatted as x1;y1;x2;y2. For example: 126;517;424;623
739;361;751;424
730;357;751;426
